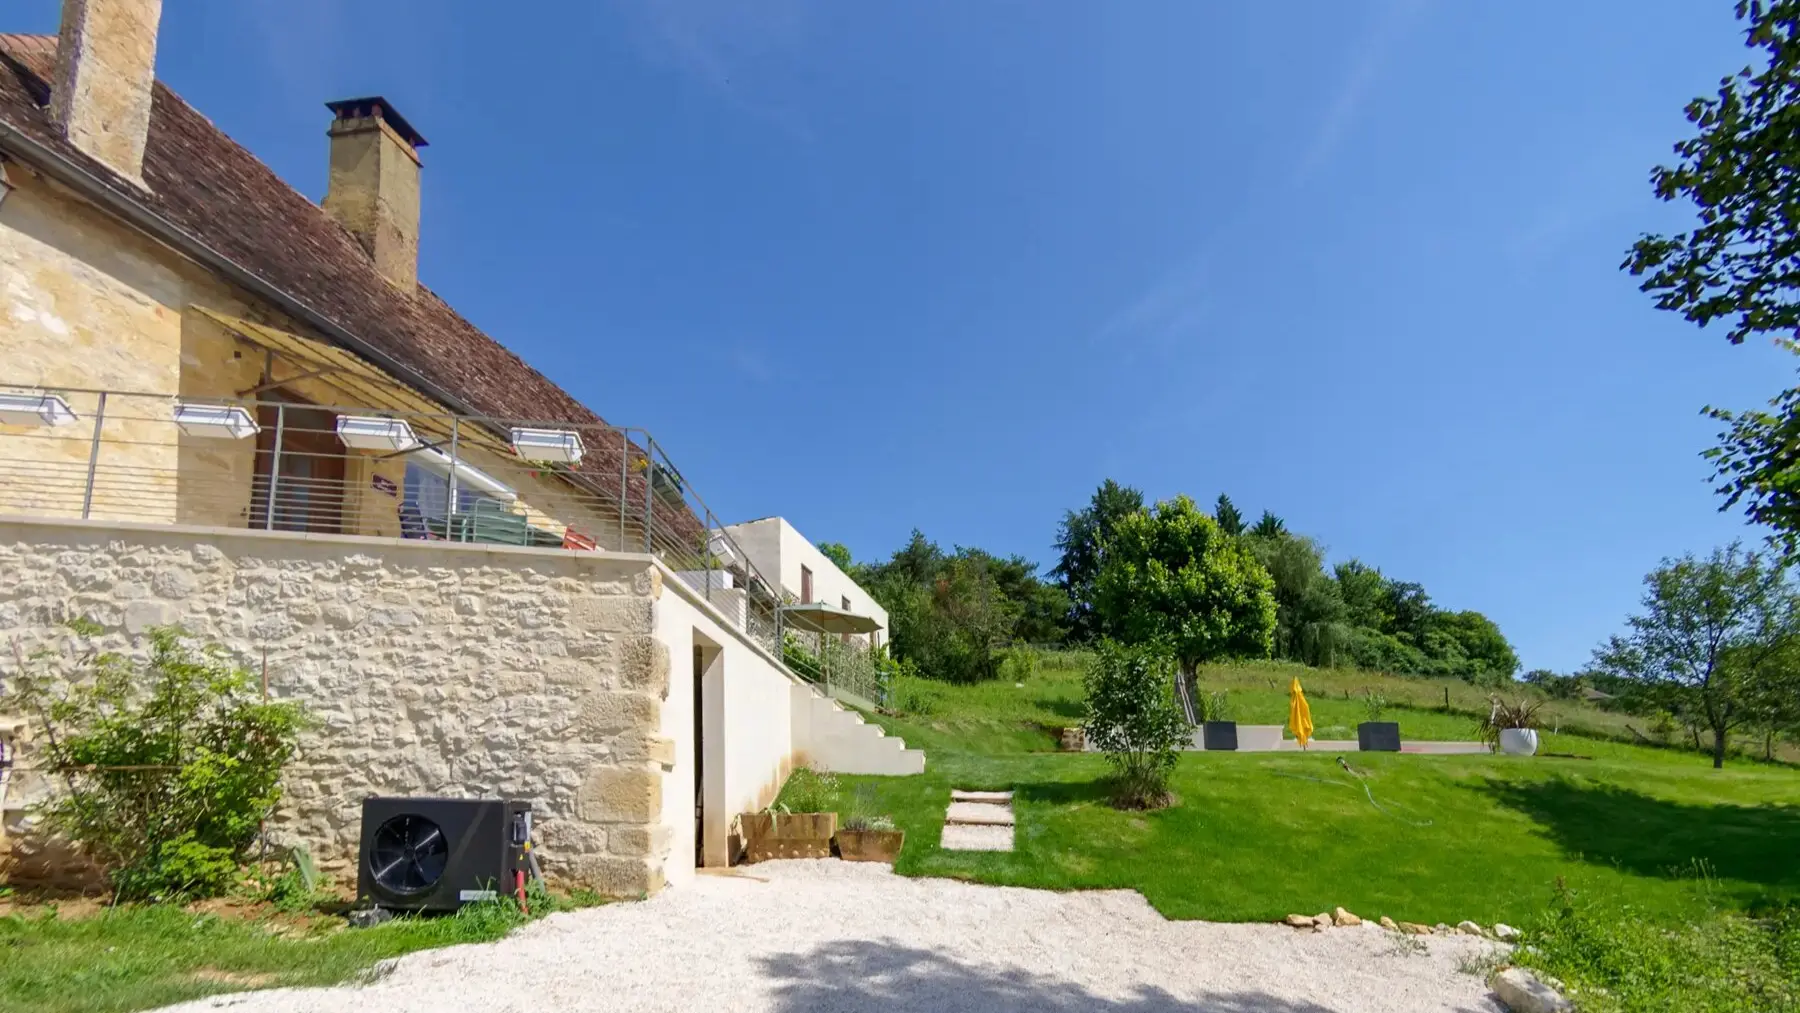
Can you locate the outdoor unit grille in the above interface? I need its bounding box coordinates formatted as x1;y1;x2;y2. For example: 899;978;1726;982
357;797;529;912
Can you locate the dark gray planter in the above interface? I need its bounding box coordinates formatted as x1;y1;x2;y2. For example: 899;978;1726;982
1357;721;1401;752
1203;721;1239;751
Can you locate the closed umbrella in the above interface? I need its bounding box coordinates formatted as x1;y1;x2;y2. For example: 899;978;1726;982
1288;677;1314;749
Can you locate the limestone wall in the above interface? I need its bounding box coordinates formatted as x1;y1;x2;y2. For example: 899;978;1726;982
0;166;639;548
0;517;679;895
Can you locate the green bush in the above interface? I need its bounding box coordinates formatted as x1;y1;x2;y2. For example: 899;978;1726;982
1082;642;1189;808
1519;883;1800;1012
3;625;310;901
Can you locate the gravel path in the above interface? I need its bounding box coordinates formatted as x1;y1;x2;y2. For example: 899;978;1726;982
162;862;1506;1013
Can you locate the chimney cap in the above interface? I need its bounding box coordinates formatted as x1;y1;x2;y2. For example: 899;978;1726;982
325;96;428;148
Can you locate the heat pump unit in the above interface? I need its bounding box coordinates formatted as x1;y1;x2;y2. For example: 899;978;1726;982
357;797;530;912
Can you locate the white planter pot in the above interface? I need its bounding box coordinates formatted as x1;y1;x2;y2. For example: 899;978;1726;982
1498;728;1539;756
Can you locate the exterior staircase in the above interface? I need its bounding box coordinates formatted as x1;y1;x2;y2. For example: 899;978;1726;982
789;683;925;776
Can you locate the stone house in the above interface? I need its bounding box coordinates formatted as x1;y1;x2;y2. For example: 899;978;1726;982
0;0;919;896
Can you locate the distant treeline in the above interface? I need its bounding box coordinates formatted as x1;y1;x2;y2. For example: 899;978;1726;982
825;479;1518;686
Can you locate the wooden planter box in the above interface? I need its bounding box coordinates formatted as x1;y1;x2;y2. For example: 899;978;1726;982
740;812;838;863
836;829;905;863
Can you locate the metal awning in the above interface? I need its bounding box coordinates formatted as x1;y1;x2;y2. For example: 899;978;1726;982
190;306;515;458
778;602;881;635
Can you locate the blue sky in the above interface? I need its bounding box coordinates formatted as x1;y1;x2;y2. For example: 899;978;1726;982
14;0;1788;674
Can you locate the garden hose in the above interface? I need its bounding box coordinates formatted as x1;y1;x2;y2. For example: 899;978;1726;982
1271;757;1435;828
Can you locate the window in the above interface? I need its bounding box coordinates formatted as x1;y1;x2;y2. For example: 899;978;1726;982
841;596;853;644
800;565;813;603
400;461;502;539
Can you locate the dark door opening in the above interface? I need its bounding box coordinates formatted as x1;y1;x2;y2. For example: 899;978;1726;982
693;644;705;867
249;394;346;533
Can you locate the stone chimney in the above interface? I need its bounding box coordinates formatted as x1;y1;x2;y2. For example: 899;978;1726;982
322;97;427;291
49;0;164;185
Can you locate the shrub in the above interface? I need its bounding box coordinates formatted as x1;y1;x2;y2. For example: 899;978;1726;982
1197;690;1233;723
1362;690;1389;723
1082;642;1188;809
3;625;310;901
1479;696;1545;745
1519;882;1800;1012
775;767;841;814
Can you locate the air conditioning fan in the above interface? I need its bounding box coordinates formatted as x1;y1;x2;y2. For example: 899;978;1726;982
357;797;530;912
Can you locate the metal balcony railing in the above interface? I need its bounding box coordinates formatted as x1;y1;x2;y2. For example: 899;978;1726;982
0;384;782;653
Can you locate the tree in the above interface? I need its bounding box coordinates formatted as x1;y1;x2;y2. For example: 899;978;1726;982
1082;642;1189;808
1430;610;1520;682
1334;560;1393;631
1590;543;1800;768
1249;510;1287;540
1092;495;1278;680
1245;531;1351;667
817;542;854;572
1213;494;1245;536
1051;479;1145;642
1626;1;1800;561
1384;580;1434;646
860;532;1064;681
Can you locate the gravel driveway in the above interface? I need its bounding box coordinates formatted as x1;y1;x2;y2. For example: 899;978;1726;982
164;861;1505;1013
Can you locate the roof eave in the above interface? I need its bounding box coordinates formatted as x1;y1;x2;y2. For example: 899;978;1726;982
0;113;486;425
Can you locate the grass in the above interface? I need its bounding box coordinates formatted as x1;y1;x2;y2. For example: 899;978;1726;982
0;887;603;1013
778;650;1800;930
1516;887;1800;1012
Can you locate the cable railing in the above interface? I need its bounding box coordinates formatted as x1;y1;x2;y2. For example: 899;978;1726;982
0;384;782;654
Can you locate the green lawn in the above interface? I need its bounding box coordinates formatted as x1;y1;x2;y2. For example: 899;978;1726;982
0;894;596;1013
784;652;1800;928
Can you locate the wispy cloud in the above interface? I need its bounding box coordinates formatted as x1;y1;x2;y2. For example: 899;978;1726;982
1293;0;1431;184
609;0;816;142
1091;249;1217;356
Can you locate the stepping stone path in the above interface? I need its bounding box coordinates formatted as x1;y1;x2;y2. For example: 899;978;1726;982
940;789;1015;852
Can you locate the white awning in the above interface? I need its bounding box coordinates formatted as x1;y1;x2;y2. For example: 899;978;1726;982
779;602;881;635
407;446;516;500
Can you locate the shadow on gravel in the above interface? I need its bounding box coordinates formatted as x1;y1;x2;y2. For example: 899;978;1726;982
757;938;1379;1012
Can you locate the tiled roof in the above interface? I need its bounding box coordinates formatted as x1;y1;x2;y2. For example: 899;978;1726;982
0;34;708;543
0;33;603;432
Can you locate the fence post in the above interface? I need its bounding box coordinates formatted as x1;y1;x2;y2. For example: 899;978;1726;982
642;435;654;554
79;391;107;519
447;416;460;537
263;402;286;530
618;428;628;551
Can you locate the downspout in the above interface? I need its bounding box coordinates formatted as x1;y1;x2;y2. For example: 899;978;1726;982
0;120;486;423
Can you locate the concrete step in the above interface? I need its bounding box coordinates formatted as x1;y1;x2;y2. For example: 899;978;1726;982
945;801;1015;826
951;790;1013;803
941;823;1014;852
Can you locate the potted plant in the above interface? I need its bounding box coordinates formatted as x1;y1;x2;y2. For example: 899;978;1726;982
835;814;905;863
1200;690;1238;751
741;768;839;862
1356;691;1401;752
1480;697;1545;756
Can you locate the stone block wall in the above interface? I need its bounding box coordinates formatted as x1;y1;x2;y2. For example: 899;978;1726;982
0;517;676;896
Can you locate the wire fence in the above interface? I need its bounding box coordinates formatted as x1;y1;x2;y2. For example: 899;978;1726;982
0;384;783;655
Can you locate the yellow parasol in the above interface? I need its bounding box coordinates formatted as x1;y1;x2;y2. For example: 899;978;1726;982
1288;677;1314;748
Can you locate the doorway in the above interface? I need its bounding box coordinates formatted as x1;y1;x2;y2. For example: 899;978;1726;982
692;634;727;868
693;645;704;866
249;395;346;533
